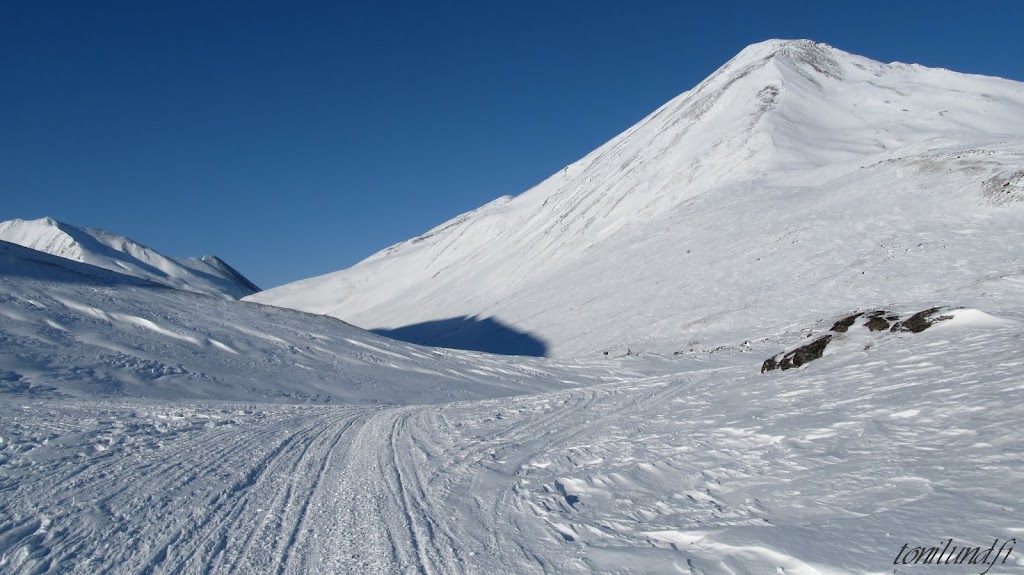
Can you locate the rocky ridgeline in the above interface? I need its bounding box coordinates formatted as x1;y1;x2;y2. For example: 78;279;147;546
761;307;956;373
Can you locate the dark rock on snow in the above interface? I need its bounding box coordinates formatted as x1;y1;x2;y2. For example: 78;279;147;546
761;307;956;373
864;310;891;332
761;335;833;373
830;313;862;333
890;307;954;333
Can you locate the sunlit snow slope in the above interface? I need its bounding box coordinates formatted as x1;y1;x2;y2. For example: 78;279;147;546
250;39;1024;357
0;217;260;299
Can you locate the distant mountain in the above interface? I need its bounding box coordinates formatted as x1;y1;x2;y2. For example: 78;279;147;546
0;217;260;299
0;238;157;287
248;39;1024;357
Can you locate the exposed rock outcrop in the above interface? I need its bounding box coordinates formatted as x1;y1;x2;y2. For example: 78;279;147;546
762;307;957;373
761;335;832;373
890;307;954;333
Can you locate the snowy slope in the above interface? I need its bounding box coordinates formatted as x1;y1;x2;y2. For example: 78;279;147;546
249;39;1024;357
0;217;260;299
0;239;627;404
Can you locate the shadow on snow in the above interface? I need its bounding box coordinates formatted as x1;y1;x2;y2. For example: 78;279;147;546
372;316;548;357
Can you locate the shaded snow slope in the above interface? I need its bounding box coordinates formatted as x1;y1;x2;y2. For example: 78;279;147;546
249;39;1024;357
0;240;628;404
0;217;260;299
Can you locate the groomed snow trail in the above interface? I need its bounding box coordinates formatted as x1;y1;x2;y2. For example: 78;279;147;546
0;401;508;575
0;404;370;573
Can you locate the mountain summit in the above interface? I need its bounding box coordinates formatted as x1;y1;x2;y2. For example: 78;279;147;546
248;40;1024;357
0;217;260;299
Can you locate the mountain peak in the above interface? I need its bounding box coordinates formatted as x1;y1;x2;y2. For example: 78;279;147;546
729;39;845;65
711;39;845;89
734;38;831;59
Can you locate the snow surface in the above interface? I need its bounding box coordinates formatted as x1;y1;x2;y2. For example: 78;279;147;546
248;39;1024;358
0;217;260;299
3;40;1024;574
3;259;1023;572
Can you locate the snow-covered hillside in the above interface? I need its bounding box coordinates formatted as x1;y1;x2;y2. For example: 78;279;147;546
0;239;624;403
0;217;260;299
249;39;1024;357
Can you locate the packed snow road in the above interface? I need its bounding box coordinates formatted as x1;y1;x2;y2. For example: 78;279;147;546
3;311;1024;574
0;401;483;574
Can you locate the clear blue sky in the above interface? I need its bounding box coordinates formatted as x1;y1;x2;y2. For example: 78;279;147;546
2;1;1022;289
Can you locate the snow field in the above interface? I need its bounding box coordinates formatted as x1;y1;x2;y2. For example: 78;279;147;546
4;312;1021;573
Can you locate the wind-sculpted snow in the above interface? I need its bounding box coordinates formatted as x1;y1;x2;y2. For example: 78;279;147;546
0;240;628;403
2;311;1022;573
250;40;1024;358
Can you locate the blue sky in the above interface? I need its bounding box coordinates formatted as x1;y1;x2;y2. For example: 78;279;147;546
2;1;1022;289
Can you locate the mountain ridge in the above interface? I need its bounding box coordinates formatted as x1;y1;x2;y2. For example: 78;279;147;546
0;217;260;299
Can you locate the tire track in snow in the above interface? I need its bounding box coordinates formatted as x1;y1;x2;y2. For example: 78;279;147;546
0;404;373;574
168;409;367;575
2;407;300;573
387;409;465;574
271;410;367;575
427;373;722;573
294;406;466;575
444;386;606;571
134;411;341;575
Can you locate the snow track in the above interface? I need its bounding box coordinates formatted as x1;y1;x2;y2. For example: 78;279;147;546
0;403;488;574
300;406;467;575
0;404;374;574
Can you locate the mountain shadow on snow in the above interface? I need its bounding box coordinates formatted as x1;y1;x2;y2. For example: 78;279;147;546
372;316;548;357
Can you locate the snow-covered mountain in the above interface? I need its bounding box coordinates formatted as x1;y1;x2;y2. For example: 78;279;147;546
0;217;260;299
249;39;1024;357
